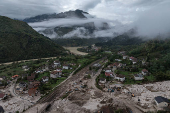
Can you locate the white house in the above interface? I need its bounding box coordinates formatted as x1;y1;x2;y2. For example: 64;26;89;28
42;76;49;82
54;61;61;66
56;68;62;71
123;55;128;59
99;78;106;84
132;59;137;64
115;59;122;62
142;69;148;75
50;71;62;78
117;51;126;55
115;74;125;82
134;74;144;80
22;65;29;71
155;96;170;108
63;65;70;70
104;68;112;72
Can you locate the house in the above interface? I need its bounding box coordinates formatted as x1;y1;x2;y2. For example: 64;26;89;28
132;58;138;64
27;81;40;96
40;65;48;72
105;72;114;77
42;76;49;82
0;78;3;81
104;68;112;72
110;62;120;68
129;57;134;60
0;93;6;100
118;63;123;68
56;68;62;72
0;106;4;113
22;65;29;71
115;59;122;62
134;74;144;80
54;61;61;67
50;71;62;78
27;74;35;82
155;96;170;108
93;63;101;68
28;87;38;96
117;51;126;55
123;55;128;59
12;75;19;79
99;78;106;84
99;78;106;87
129;57;138;64
63;65;70;70
115;74;125;82
35;69;41;73
142;69;148;75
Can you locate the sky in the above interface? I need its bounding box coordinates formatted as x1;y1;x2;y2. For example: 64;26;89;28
1;0;170;38
0;0;169;23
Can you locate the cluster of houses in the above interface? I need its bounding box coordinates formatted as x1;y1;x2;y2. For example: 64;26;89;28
98;51;151;88
15;60;74;96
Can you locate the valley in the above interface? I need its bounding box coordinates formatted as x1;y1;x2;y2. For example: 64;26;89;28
0;2;170;113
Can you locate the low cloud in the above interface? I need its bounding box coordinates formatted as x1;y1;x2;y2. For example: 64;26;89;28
132;2;170;39
29;17;129;38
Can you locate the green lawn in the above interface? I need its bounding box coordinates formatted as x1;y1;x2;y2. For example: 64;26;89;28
50;77;66;88
124;78;142;84
145;75;156;82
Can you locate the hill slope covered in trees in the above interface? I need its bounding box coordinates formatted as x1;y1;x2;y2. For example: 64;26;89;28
0;16;65;63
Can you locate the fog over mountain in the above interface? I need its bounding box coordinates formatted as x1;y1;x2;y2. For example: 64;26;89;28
26;10;130;38
1;0;170;39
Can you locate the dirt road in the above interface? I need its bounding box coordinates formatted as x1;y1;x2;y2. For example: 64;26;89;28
0;57;57;66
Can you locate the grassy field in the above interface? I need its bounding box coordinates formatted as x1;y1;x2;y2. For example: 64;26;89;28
64;47;88;55
50;77;66;88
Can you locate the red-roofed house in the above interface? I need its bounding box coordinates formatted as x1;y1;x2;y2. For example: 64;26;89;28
110;62;120;68
142;69;148;75
12;75;19;79
28;87;38;96
0;93;6;100
105;72;113;77
129;57;135;61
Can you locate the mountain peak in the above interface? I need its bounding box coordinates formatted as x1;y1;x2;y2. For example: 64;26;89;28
23;9;90;23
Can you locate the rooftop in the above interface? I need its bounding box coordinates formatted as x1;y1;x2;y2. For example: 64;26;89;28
155;96;170;103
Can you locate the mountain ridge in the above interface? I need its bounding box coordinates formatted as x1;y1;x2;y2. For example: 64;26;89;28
23;9;89;23
0;16;65;63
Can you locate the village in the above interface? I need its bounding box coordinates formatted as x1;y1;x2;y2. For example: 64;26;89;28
0;48;170;113
0;57;79;113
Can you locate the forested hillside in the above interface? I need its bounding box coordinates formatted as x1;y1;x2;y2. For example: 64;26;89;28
0;16;65;63
53;37;108;47
128;39;170;80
